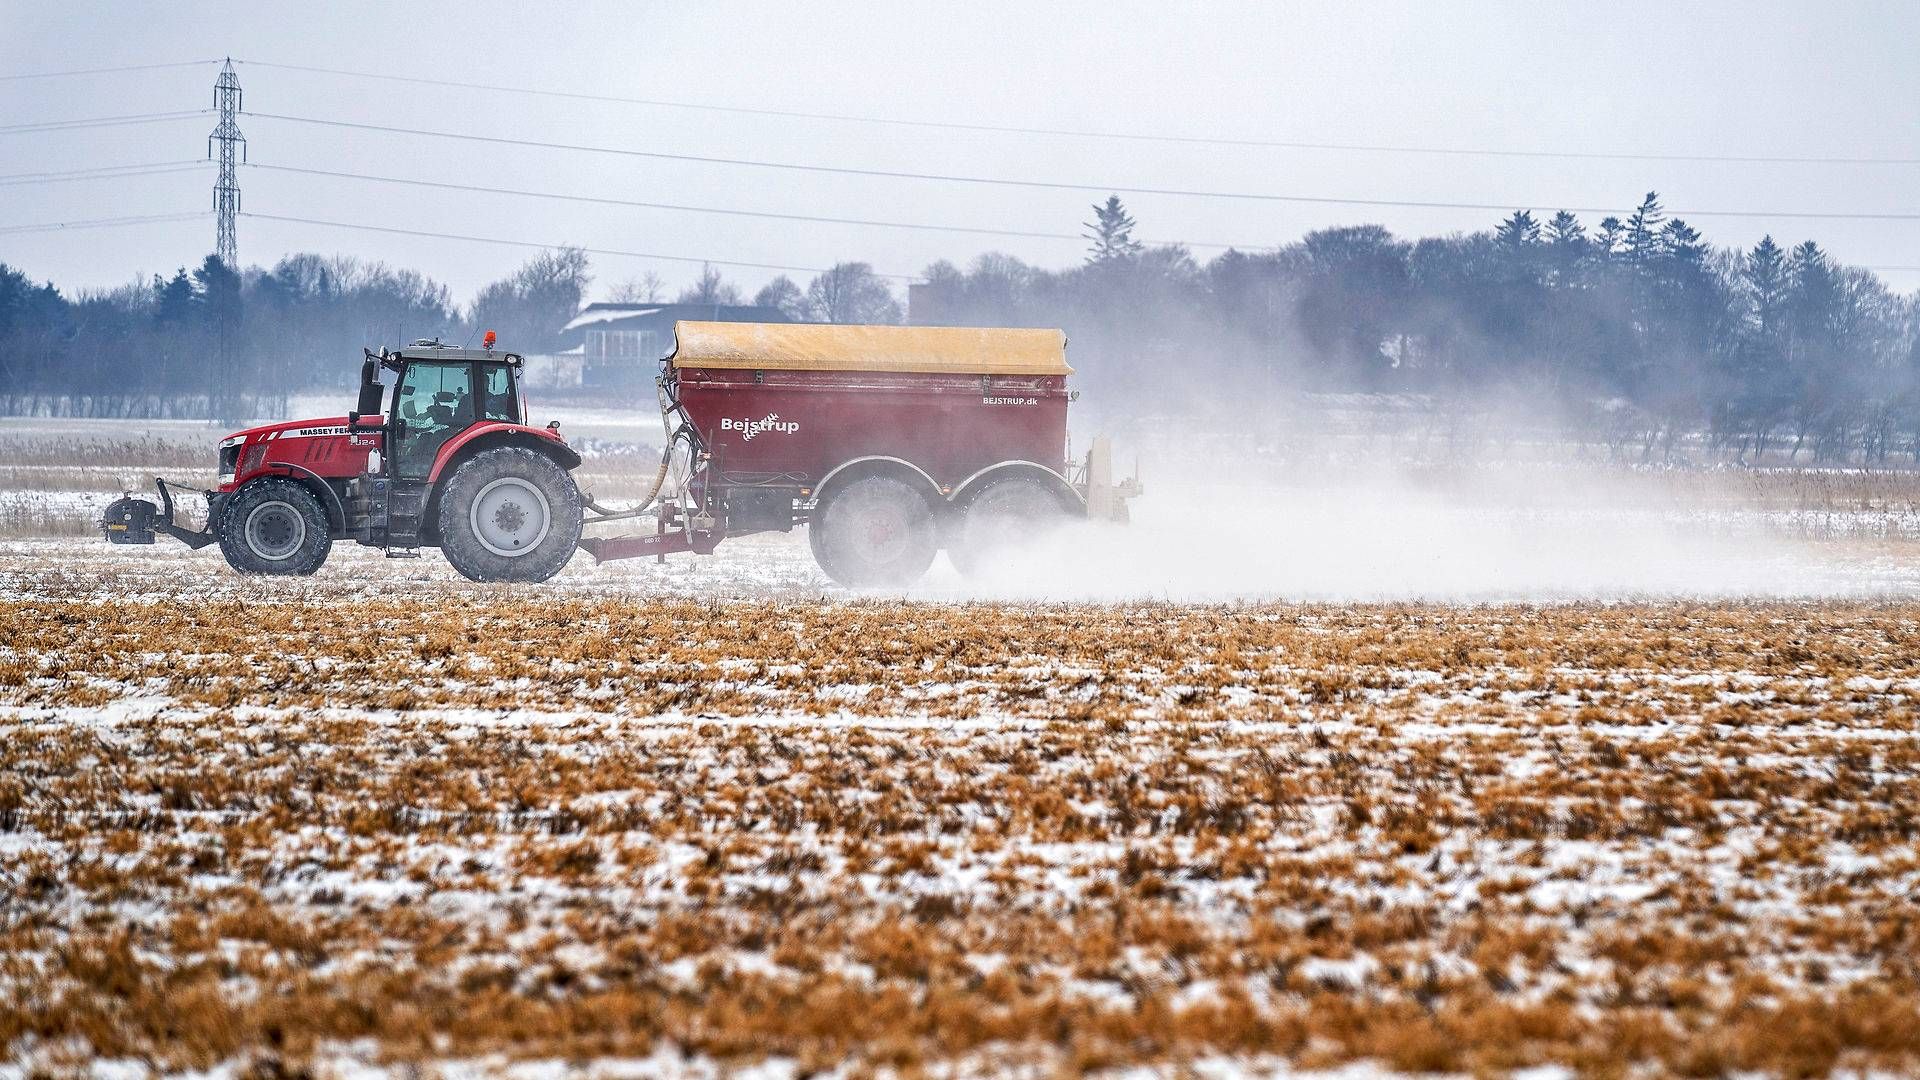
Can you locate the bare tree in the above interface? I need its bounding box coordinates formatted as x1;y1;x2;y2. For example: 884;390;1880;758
676;264;744;306
468;247;590;354
607;271;665;304
805;262;902;324
753;275;808;320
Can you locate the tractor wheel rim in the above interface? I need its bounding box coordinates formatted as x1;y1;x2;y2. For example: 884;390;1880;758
471;477;552;558
244;500;306;561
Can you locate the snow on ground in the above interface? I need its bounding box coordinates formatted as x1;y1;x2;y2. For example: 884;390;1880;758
8;485;1920;604
7;419;1920;1073
2;545;1919;1076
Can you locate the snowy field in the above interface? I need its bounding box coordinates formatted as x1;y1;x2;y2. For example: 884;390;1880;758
5;416;1920;1075
3;538;1920;1077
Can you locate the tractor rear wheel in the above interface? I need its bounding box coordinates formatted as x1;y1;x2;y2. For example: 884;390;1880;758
948;476;1073;577
217;477;332;576
809;475;939;587
437;446;583;583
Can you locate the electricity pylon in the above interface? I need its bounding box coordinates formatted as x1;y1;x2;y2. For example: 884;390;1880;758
209;58;244;267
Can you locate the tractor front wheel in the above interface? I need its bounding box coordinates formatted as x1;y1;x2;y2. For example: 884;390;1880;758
809;475;938;587
216;478;333;576
437;446;583;583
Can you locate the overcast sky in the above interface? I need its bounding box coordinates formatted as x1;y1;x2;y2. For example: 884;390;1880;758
4;0;1917;305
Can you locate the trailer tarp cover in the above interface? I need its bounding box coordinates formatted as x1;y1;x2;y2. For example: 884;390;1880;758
670;321;1072;376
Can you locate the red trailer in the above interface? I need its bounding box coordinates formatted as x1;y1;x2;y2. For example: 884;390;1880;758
581;321;1137;584
100;323;1134;587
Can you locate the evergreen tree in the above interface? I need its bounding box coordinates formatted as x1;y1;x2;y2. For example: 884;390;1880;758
1733;235;1795;438
1594;216;1626;255
1744;236;1789;334
1545;211;1586;248
152;269;196;325
1494;210;1541;250
1542;211;1591;288
1783;241;1843;456
1623;192;1666;265
1083;195;1143;265
192;255;243;333
0;265;63;338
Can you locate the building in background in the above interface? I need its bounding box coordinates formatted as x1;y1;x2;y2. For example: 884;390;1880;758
543;303;790;391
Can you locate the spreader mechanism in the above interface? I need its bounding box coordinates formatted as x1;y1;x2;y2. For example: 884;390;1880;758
100;479;218;550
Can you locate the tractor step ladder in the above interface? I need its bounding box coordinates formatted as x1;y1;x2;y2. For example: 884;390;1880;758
383;480;430;557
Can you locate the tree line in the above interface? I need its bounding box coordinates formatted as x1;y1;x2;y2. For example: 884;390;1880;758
0;253;462;420
3;191;1917;462
0;245;904;421
909;194;1920;463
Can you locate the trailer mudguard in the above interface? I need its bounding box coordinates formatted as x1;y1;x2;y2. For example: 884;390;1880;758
948;460;1084;511
812;456;944;502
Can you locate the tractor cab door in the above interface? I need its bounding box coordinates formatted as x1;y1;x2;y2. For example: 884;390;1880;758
390;361;475;480
478;361;521;424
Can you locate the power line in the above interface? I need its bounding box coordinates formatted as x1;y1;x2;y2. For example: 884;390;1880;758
0;110;212;136
241;212;921;281
7;209;1909;277
0;158;210;181
243;161;1248;250
246;111;1920;223
0;161;209;186
236;58;1920;167
232;166;1920;275
0;59;218;82
0;211;208;236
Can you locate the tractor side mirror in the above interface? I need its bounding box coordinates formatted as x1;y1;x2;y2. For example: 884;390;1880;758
356;357;384;417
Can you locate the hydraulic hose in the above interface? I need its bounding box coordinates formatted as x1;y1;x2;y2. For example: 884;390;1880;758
581;368;698;523
583;441;672;521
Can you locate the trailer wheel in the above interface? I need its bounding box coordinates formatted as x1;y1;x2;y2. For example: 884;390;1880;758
949;476;1072;577
216;478;332;576
437;446;583;583
809;475;939;587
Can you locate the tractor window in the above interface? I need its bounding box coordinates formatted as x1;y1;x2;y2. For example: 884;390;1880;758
392;362;473;479
480;364;519;423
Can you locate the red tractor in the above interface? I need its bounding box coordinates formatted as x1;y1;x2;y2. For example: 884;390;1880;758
102;323;1136;585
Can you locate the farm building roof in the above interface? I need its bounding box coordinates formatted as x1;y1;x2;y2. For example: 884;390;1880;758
562;303;789;334
668;321;1072;376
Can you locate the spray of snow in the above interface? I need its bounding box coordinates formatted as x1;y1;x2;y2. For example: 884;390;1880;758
911;469;1911;603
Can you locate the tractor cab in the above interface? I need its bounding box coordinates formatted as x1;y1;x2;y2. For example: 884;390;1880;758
352;339;527;479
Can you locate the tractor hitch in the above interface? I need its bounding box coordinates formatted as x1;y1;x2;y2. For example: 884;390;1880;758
100;478;219;550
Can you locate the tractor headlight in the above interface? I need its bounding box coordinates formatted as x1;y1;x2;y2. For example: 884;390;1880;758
218;435;243;482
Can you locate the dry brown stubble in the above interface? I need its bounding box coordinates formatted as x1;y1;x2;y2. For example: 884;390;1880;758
2;583;1918;1075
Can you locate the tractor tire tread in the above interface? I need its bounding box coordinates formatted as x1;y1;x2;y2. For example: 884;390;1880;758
436;446;583;583
215;477;333;576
